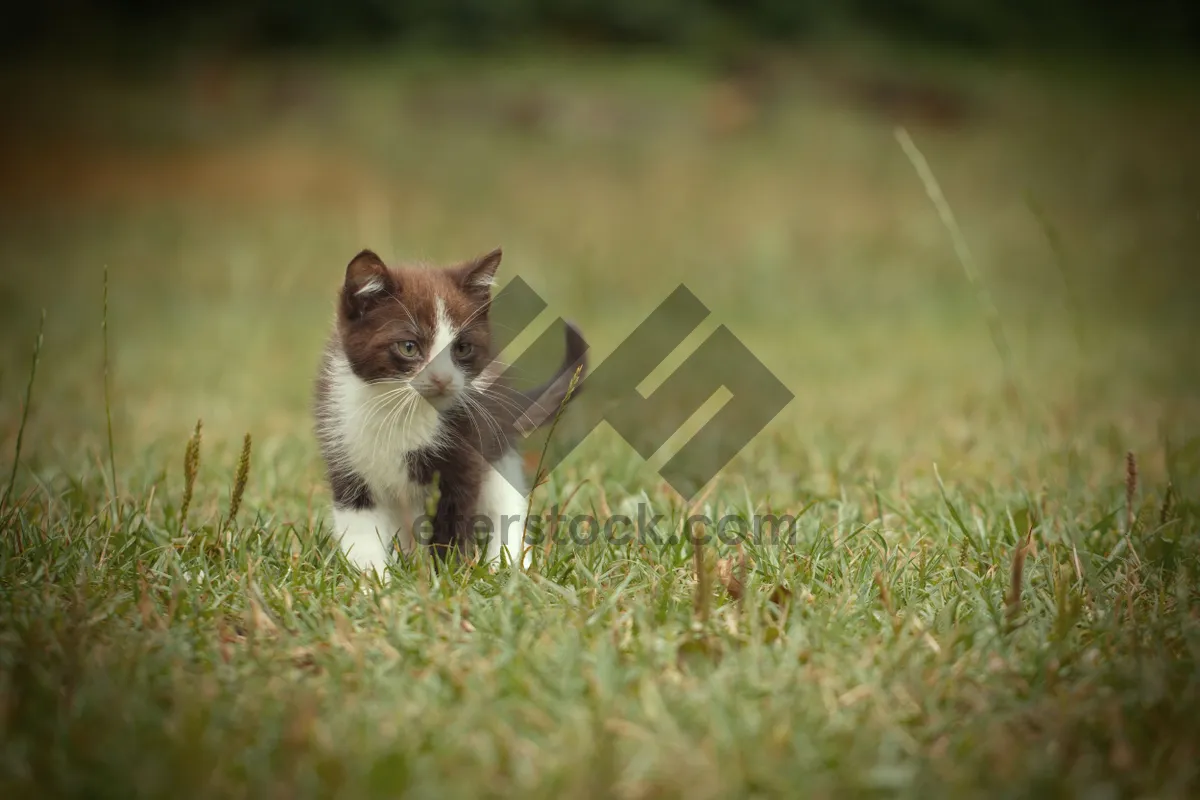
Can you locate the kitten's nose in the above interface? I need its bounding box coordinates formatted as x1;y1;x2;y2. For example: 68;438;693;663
426;374;451;395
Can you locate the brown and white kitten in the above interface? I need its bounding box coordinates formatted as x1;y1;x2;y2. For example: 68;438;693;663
314;247;586;575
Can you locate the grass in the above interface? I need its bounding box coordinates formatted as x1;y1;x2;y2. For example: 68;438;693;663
1;47;1199;797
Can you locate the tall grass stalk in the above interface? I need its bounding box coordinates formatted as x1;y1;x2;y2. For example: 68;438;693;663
103;266;119;511
895;127;1018;400
1027;194;1087;360
2;309;45;516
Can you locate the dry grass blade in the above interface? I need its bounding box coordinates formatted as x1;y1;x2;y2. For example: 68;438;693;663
136;562;157;629
289;645;322;672
246;574;282;637
874;570;894;617
874;570;903;634
716;547;747;602
247;594;279;637
692;520;710;625
1006;526;1033;630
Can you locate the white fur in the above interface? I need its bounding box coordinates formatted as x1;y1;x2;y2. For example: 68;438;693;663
355;277;384;296
431;298;456;358
477;450;532;569
410;299;466;404
333;505;403;576
322;302;529;574
320;349;440;572
323;349;443;497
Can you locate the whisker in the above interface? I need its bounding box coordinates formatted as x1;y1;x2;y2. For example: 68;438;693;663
456;300;494;332
456;395;489;452
382;389;418;464
384;289;422;332
471;385;553;419
460;393;507;453
357;386;414;432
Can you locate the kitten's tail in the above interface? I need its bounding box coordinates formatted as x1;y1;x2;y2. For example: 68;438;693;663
512;321;588;437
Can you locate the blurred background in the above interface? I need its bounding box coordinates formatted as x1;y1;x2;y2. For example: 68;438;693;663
1;0;1198;507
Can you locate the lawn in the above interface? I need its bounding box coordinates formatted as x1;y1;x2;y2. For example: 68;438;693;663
1;48;1199;797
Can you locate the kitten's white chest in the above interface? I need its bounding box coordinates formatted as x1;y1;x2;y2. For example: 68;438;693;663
322;349;530;572
326;352;441;509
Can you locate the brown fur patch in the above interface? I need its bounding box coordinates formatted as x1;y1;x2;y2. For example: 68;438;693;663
335;249;499;384
405;428;487;559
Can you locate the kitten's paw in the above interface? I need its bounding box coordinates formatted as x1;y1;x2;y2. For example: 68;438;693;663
333;507;397;585
483;548;530;575
348;553;393;586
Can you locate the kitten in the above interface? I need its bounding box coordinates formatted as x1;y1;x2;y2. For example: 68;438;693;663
313;247;587;576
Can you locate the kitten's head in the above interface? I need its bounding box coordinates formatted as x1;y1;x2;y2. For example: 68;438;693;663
336;248;500;410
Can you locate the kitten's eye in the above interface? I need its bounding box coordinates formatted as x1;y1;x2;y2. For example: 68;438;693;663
453;340;473;358
394;340;420;359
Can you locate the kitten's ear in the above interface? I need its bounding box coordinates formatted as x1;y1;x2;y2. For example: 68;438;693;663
454;247;502;300
341;249;394;320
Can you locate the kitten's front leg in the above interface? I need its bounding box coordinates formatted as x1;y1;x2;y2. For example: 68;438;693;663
332;506;398;578
428;474;477;566
478;450;532;570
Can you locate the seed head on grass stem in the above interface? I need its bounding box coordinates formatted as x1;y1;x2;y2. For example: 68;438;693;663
1125;451;1138;534
179;420;202;529
1006;527;1033;631
1123;451;1142;566
1159;483;1174;526
225;433;252;531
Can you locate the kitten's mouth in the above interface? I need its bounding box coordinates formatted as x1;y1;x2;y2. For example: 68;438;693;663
416;388;459;411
